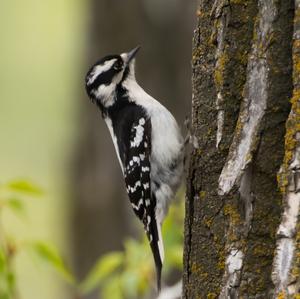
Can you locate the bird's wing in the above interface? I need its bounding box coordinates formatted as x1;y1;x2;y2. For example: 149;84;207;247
122;113;163;291
124;116;151;222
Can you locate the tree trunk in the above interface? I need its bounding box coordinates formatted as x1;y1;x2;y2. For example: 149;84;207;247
183;0;300;298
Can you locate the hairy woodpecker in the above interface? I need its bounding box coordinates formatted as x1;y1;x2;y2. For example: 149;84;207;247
85;46;184;291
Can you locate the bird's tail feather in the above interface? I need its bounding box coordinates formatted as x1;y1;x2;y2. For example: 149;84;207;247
147;217;164;292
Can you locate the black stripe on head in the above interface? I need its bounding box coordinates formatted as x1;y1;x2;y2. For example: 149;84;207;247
85;55;124;96
90;67;116;87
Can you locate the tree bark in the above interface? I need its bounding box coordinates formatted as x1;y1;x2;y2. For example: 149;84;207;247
183;0;300;298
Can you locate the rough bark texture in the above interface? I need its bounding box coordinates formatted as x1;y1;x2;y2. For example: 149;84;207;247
272;0;300;297
183;0;297;298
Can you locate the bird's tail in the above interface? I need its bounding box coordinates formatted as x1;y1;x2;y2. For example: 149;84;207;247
147;216;164;292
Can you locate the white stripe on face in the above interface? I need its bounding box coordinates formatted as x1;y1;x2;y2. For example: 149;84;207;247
92;83;116;107
88;59;117;84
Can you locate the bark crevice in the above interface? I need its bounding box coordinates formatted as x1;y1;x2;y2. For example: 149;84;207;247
218;0;278;196
272;1;300;296
184;0;294;297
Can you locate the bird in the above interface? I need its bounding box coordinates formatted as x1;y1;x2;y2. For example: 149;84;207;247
85;46;184;291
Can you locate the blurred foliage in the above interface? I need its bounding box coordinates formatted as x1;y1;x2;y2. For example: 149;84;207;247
80;197;184;299
0;0;86;298
0;179;74;299
0;179;184;299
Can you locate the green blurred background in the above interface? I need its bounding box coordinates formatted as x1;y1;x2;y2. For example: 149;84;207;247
0;1;86;298
0;1;195;298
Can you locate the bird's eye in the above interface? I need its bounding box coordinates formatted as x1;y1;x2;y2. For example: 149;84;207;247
113;61;123;71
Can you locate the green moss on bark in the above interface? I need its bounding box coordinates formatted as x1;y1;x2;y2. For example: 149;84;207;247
184;0;294;297
183;0;258;297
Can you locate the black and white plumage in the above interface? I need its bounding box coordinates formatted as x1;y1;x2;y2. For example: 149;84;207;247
85;46;184;291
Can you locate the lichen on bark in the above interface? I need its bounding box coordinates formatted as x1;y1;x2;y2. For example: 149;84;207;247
272;0;300;297
184;0;294;298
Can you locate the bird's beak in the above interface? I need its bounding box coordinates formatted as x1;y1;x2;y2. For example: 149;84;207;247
125;46;141;65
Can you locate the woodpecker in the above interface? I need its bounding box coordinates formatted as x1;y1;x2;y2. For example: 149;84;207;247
85;46;184;291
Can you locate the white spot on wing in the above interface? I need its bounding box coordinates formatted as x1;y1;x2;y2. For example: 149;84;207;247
142;166;150;172
130;118;145;148
131;198;143;210
132;156;140;164
129;181;141;193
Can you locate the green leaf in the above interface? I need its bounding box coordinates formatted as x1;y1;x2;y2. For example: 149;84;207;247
0;247;7;274
0;291;10;299
5;198;25;215
124;239;150;268
166;245;183;269
120;270;139;298
101;275;122;299
6;180;43;196
30;241;75;284
80;252;123;294
0;249;15;299
6;272;15;293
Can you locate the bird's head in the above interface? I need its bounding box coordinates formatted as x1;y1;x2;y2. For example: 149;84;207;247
85;46;140;108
